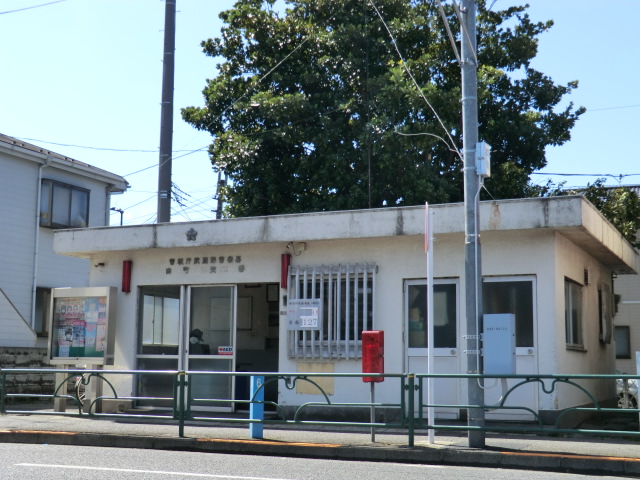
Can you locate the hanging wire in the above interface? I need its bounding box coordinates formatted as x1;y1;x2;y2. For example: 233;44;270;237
368;0;462;161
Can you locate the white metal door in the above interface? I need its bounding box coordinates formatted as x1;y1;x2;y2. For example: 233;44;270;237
482;277;538;420
405;279;460;419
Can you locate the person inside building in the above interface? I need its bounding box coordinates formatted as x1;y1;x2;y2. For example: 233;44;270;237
189;328;210;354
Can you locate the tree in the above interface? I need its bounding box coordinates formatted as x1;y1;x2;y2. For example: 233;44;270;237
182;0;584;217
573;180;640;248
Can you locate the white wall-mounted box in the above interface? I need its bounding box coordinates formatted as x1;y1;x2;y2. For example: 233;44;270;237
483;313;516;375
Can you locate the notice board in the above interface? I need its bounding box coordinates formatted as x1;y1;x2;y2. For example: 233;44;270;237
48;286;117;365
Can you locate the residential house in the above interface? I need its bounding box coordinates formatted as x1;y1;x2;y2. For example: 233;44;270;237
613;186;640;377
0;133;128;350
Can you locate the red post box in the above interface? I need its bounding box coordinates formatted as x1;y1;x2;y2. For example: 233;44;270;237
362;330;384;383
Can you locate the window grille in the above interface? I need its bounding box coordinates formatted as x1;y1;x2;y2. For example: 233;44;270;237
288;263;376;359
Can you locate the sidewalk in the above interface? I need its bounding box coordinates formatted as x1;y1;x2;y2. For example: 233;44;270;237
0;407;639;477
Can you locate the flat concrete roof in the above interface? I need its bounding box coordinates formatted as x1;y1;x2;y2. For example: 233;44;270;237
54;196;638;274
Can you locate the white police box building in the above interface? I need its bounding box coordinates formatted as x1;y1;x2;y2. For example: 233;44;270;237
53;196;638;421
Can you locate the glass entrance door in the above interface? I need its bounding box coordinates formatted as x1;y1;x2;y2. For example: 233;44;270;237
186;285;236;411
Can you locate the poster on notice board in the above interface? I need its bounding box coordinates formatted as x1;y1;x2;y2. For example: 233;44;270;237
48;287;116;365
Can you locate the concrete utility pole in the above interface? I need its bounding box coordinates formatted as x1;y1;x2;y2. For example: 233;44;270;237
157;0;176;223
461;0;485;448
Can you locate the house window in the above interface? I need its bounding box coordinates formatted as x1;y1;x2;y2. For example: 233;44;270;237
615;326;631;359
34;287;51;337
138;286;180;355
288;263;376;359
40;179;89;228
405;280;457;348
483;278;535;347
565;278;584;348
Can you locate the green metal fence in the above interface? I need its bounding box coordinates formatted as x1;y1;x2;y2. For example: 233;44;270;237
1;368;638;446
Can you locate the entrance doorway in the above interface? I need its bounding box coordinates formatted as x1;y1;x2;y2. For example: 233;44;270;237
404;279;460;419
482;276;538;420
187;285;235;411
136;283;279;411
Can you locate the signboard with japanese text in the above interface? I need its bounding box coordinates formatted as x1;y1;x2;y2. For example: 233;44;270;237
48;287;117;365
286;298;322;331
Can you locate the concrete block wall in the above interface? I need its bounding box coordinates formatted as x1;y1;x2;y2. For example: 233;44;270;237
0;348;54;397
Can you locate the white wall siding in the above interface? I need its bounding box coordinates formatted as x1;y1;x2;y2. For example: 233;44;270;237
0;289;36;347
37;229;90;288
0;156;38;321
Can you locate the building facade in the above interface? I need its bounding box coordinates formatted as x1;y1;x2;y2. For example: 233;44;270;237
53;197;638;419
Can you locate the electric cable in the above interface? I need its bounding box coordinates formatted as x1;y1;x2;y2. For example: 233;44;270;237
0;0;65;15
587;104;640;112
369;0;463;161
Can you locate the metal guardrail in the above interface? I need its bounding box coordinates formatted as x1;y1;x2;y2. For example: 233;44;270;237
0;368;638;446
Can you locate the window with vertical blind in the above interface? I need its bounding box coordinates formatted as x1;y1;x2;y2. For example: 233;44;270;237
288;263;376;359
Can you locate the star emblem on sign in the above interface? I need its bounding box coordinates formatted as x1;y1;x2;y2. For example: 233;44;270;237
185;228;198;241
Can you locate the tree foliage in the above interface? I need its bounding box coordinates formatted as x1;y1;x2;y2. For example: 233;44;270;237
574;180;640;248
183;0;585;217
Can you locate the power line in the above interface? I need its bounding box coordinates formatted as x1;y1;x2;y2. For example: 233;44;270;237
532;172;640;179
369;0;462;160
13;136;196;154
0;0;65;15
586;104;640;112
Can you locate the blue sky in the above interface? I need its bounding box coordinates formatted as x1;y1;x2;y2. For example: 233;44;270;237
1;0;637;226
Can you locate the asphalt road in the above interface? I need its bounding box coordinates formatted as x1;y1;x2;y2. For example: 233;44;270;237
0;443;627;480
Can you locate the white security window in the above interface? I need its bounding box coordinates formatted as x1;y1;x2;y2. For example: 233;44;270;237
565;278;583;348
288;263;376;359
615;326;631;359
40;179;90;228
483;278;535;347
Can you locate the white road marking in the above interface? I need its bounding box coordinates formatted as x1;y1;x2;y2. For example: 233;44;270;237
17;463;294;480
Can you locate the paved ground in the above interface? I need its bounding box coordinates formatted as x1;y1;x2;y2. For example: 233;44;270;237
0;406;639;477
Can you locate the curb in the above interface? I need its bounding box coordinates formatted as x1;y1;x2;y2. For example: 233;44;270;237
0;430;639;477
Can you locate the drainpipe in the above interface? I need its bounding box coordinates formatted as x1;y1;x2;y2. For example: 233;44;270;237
31;155;52;330
105;186;110;226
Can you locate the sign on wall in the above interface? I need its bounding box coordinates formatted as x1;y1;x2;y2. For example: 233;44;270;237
286;298;322;331
48;286;117;365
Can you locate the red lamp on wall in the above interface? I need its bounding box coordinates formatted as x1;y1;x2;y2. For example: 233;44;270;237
281;253;291;289
122;260;133;293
